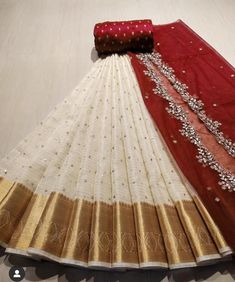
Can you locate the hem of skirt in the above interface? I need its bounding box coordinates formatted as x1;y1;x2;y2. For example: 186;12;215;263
219;246;233;256
196;254;233;267
0;241;8;249
196;254;221;263
27;247;90;268
111;262;139;269
6;247;33;258
3;246;233;270
88;261;112;269
139;261;168;268
169;262;197;269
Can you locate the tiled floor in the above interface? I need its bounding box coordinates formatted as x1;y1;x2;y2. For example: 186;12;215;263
0;0;234;281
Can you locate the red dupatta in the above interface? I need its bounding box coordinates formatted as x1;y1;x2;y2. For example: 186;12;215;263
129;20;235;250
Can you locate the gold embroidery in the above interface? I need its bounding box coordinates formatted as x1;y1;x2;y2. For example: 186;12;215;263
175;200;218;259
193;196;229;252
0;177;231;267
113;202;138;264
29;193;73;257
61;199;93;262
133;202;167;264
0;178;33;243
88;201;112;264
157;204;195;265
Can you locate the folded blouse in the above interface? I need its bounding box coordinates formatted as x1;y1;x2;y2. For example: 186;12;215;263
94;19;154;54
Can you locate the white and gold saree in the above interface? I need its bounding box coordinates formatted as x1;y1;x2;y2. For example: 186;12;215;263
0;54;232;269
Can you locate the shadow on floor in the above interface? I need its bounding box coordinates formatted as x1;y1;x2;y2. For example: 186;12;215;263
90;47;99;63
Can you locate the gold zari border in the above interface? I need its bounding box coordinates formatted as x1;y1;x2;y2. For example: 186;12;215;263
0;177;231;268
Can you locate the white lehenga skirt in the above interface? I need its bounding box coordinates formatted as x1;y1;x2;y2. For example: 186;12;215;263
0;54;232;269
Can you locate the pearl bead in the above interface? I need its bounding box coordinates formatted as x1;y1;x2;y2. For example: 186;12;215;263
214;197;220;202
173;140;178;144
4;169;7;174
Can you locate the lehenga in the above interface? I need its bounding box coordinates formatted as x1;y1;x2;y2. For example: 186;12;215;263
0;21;234;270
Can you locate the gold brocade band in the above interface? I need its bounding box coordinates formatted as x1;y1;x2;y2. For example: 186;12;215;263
133;202;167;266
88;201;112;264
0;177;231;268
156;204;195;266
192;196;229;252
61;199;93;263
113;202;138;265
175;200;220;261
0;177;33;244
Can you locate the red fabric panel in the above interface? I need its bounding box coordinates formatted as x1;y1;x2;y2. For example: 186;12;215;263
129;20;235;250
94;19;154;54
153;20;235;140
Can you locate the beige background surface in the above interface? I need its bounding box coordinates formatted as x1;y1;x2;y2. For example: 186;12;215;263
0;0;235;281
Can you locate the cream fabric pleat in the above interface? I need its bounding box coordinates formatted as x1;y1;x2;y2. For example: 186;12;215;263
0;54;232;269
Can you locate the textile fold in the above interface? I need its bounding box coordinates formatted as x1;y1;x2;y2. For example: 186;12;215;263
129;20;235;250
0;53;232;269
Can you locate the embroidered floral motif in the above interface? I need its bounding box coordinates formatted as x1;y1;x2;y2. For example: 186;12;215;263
145;52;235;158
137;53;235;192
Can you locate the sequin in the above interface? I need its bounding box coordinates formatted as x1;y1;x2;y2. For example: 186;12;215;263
143;51;235;158
137;52;235;192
